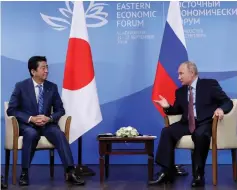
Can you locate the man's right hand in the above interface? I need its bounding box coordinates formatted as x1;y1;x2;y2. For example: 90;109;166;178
153;95;170;108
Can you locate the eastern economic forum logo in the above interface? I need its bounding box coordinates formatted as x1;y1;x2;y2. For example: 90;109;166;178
40;1;109;31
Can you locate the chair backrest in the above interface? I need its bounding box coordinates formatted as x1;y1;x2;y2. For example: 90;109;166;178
4;102;18;149
4;102;11;127
231;99;237;109
4;102;9;115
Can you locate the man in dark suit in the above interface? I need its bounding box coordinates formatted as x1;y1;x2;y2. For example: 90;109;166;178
149;61;233;187
7;56;85;186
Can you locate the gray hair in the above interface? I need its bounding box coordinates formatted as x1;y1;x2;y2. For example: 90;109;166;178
181;61;198;76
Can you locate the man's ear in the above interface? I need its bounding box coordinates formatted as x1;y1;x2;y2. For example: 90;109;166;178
31;69;35;76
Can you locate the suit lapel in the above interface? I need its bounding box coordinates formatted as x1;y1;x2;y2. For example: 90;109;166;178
195;78;201;117
183;86;188;105
28;78;38;113
183;86;188;117
43;81;51;114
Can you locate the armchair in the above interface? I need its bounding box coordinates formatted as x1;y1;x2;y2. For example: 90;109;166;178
4;102;71;185
164;99;237;185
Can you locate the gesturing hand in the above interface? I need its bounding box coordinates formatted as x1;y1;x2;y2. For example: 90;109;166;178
153;95;170;108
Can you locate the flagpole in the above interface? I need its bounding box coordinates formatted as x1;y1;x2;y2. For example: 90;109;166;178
78;136;82;164
75;136;96;176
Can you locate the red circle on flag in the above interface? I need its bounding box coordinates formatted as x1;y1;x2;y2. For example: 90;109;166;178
63;38;94;90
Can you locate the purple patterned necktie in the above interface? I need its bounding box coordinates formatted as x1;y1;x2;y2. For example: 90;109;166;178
188;86;195;133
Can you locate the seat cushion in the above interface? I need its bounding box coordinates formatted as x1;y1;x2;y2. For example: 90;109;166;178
176;134;237;150
176;135;195;149
176;135;212;149
17;136;54;149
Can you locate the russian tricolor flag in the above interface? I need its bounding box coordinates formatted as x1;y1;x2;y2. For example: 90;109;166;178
152;1;188;116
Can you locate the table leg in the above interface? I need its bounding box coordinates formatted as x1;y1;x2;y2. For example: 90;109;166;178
148;154;154;181
99;141;107;183
105;143;111;179
105;155;109;179
146;140;154;181
100;156;105;183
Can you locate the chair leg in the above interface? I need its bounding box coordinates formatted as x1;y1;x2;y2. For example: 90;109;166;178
191;150;195;177
4;150;10;185
12;149;18;185
212;148;217;186
50;149;54;178
64;169;68;181
231;149;237;181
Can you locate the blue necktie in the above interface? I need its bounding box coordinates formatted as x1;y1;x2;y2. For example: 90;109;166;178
37;84;44;114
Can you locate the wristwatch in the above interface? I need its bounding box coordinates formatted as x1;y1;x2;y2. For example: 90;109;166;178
49;116;53;123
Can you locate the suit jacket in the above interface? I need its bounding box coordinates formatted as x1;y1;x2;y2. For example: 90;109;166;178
7;78;65;128
164;78;233;124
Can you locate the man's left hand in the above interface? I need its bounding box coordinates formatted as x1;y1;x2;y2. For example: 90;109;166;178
37;115;51;125
213;108;224;120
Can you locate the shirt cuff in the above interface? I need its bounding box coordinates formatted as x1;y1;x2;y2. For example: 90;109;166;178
28;116;32;123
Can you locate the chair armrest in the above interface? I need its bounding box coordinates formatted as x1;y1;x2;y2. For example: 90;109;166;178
4;116;19;150
211;115;218;150
212;101;237;149
164;115;182;127
58;115;71;141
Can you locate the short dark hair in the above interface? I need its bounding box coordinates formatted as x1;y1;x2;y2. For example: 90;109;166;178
28;56;47;77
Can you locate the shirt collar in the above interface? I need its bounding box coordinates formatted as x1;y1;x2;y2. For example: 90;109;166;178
190;77;198;90
32;78;44;88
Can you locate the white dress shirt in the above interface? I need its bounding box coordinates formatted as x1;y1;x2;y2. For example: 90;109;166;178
28;79;44;122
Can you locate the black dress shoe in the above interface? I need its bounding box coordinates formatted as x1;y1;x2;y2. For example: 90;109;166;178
19;171;29;186
1;183;8;189
148;172;174;185
1;175;8;189
75;165;96;176
155;165;188;177
191;175;205;187
175;165;189;176
67;170;85;185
